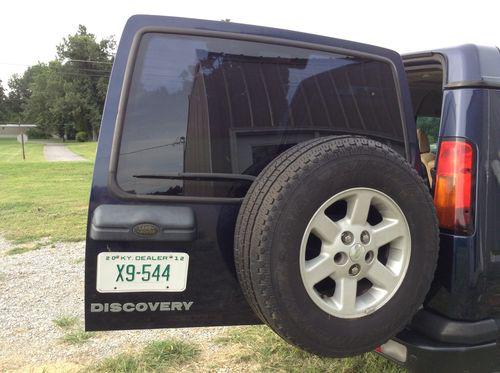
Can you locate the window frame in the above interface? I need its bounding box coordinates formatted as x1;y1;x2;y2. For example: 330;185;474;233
108;27;410;204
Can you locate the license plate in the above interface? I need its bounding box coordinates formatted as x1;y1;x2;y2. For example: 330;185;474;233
96;252;189;293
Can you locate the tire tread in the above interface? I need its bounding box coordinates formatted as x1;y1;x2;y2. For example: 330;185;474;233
234;136;439;356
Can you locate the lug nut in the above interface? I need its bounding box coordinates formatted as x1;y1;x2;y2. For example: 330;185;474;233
360;230;370;244
341;231;354;245
365;250;374;263
349;264;361;276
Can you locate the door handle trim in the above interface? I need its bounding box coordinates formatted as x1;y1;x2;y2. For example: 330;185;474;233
90;204;196;241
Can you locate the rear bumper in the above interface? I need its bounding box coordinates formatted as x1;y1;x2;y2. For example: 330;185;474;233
377;329;500;373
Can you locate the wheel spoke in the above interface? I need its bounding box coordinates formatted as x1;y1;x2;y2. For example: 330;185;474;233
367;260;397;290
303;254;335;288
372;218;404;248
310;213;340;243
347;192;372;225
334;277;358;313
300;187;411;319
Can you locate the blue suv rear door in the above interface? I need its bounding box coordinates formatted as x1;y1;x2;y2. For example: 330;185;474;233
85;15;417;331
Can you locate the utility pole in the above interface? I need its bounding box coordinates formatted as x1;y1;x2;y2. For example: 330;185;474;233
18;120;25;160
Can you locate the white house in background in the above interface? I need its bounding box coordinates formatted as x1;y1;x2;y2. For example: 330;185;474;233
0;124;37;138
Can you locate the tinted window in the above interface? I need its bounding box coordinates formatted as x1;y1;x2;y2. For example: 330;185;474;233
116;33;403;198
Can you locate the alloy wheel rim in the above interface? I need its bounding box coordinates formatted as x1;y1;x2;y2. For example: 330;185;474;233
299;187;411;319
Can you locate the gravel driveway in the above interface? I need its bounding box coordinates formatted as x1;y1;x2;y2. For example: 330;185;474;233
43;144;86;162
0;237;229;371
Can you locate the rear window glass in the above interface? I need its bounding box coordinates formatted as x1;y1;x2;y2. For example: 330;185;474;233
116;33;403;198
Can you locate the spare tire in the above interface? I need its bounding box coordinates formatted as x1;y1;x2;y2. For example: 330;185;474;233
234;136;439;357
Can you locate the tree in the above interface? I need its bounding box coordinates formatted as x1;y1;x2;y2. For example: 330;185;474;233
55;25;115;139
4;64;45;123
416;116;440;144
0;80;7;122
19;25;115;140
23;62;65;136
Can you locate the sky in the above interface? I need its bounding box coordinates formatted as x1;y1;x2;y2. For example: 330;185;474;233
1;0;499;88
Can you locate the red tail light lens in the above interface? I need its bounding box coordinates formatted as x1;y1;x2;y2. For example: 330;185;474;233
433;139;475;234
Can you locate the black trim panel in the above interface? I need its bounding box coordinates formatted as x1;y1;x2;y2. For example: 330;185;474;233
133;173;256;182
90;204;196;241
392;329;500;373
410;310;500;345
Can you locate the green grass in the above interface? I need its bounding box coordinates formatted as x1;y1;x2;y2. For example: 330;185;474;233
215;326;404;372
92;339;200;372
54;315;94;345
5;242;44;255
53;315;79;329
0;158;93;243
6;246;34;255
0;138;45;162
67;141;97;161
61;328;95;345
73;257;85;264
0;137;94;243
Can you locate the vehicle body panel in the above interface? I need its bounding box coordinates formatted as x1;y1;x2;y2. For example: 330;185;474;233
85;15;416;331
424;88;500;320
85;15;500;371
396;47;500;371
405;44;500;88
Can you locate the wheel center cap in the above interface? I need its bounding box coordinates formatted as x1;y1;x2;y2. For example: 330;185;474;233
349;243;365;262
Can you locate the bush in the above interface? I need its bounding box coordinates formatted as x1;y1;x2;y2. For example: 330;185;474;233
75;131;88;142
26;127;50;139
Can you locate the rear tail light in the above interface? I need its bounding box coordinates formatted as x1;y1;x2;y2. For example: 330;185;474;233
433;139;475;234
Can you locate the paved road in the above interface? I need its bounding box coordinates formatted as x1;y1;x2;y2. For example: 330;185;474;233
43;143;86;162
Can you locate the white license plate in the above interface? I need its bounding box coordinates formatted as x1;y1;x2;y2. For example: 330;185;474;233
96;252;189;293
